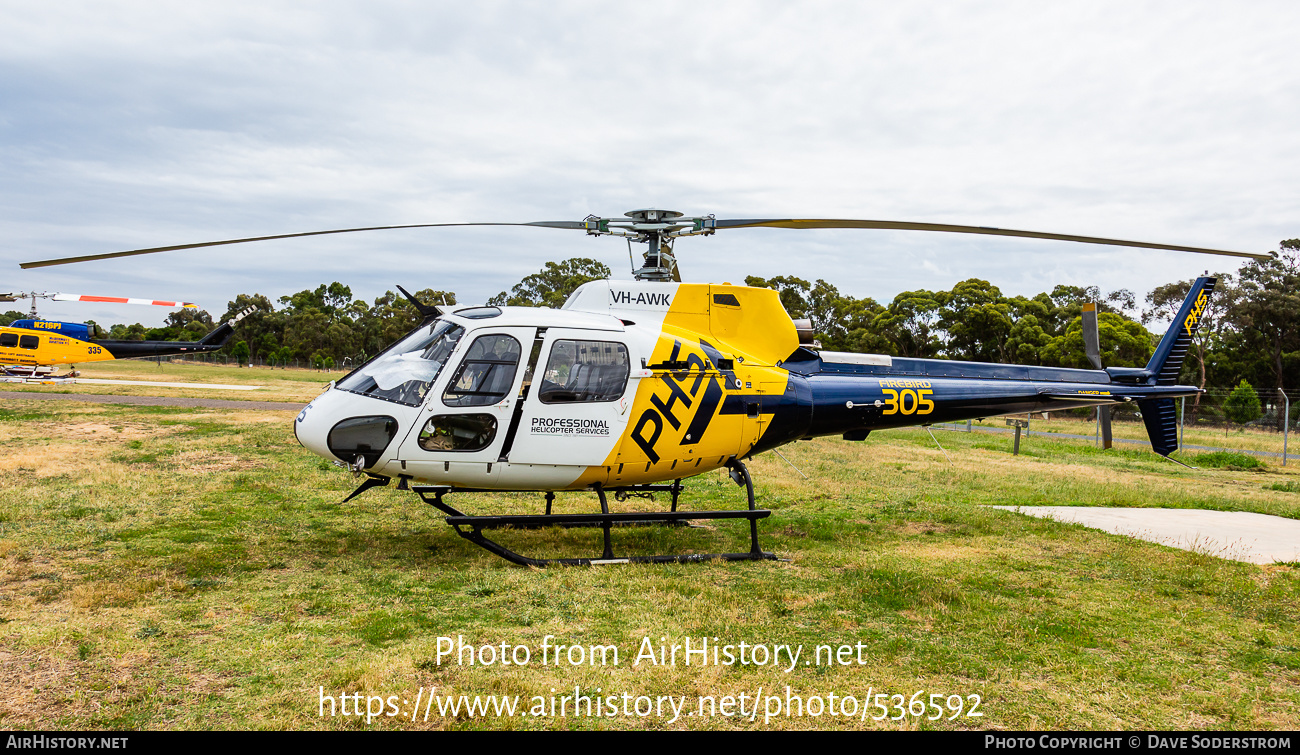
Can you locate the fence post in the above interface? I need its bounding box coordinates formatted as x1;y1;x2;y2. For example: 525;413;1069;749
1285;391;1290;467
1179;396;1185;450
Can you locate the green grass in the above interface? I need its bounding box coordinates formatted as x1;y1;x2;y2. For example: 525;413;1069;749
965;414;1297;457
0;399;1298;730
1193;452;1266;470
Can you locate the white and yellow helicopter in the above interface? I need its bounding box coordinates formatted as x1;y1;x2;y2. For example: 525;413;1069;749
21;210;1268;565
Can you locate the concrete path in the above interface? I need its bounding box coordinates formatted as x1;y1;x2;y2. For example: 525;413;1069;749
75;378;263;390
990;506;1300;565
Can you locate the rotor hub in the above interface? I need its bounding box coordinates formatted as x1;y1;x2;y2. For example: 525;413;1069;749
581;209;716;281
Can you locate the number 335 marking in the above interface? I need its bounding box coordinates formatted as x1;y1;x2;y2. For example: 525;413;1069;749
882;388;934;415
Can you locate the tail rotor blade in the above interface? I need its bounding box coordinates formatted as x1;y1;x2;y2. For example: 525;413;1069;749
1080;301;1114;449
1081;303;1103;371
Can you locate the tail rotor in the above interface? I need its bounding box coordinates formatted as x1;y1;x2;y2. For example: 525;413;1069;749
1081;303;1113;449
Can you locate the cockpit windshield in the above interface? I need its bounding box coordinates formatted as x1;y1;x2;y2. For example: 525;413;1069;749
336;319;465;406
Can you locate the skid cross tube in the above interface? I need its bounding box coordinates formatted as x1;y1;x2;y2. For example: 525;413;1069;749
410;462;776;566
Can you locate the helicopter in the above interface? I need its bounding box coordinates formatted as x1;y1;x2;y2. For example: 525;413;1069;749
0;290;255;381
20;210;1269;565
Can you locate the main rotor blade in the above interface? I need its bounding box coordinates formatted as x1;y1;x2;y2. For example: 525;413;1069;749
50;293;199;308
19;221;587;269
712;219;1268;260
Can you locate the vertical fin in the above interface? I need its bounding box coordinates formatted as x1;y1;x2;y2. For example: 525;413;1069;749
1145;276;1216;386
1138;398;1180;457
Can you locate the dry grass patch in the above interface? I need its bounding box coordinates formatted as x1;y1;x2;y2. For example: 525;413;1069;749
63;422;158;440
893;541;995;562
172;451;260;473
0;413;182;479
1;443;113;478
70;578;169;610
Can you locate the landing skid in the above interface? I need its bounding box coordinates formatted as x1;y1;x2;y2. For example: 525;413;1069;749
2;365;78;384
400;459;778;566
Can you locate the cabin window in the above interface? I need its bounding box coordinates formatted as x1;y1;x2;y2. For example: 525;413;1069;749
442;334;522;407
539;340;629;403
336;320;464;407
19;335;38;350
452;306;502;320
326;415;398;467
418;414;498;452
0;333;17;348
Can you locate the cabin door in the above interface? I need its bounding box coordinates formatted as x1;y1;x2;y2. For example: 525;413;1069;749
505;329;634;475
394;326;535;486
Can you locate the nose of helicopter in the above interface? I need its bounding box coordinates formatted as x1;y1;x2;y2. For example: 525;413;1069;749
293;390;339;462
294;386;408;473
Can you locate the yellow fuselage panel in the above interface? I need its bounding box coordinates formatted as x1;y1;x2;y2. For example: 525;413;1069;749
703;283;799;366
0;327;111;367
576;285;798;488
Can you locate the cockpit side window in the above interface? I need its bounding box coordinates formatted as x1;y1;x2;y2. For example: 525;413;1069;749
442;334;522;407
418;414;498;451
538;340;629;403
336;320;465;407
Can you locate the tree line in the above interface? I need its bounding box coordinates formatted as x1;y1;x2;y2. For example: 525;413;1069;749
750;240;1300;403
4;241;1295;403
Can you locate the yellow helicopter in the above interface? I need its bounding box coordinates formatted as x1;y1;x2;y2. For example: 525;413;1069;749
20;210;1267;565
0;291;256;382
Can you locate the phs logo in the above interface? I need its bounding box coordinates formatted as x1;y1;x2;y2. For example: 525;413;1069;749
629;339;723;464
1183;290;1209;336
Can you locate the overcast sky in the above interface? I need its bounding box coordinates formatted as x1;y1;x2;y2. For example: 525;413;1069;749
3;1;1297;328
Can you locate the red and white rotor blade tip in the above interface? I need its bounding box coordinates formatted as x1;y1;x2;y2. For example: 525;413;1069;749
50;294;199;308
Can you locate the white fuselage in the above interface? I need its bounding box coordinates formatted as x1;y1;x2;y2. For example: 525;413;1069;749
294;281;684;490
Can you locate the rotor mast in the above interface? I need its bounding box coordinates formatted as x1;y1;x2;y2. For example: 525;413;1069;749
0;292;48;319
580;209;717;282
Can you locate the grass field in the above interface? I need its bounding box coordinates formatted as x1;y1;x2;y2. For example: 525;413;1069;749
960;414;1297;459
1;392;1298;730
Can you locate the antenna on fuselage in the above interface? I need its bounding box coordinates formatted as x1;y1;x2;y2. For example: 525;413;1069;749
396;285;443;319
